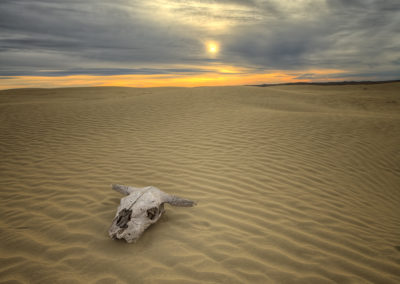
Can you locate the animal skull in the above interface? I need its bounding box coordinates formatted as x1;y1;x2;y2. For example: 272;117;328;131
109;184;196;243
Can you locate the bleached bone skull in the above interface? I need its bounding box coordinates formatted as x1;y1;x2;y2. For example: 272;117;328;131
109;184;196;243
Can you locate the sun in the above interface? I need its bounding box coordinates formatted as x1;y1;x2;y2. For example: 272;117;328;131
207;42;219;54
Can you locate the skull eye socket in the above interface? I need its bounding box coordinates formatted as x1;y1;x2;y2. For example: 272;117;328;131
116;208;132;229
147;207;159;220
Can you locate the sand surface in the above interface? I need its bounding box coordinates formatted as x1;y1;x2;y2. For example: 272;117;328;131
0;83;399;283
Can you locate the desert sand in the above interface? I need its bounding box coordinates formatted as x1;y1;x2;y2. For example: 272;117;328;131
0;83;399;283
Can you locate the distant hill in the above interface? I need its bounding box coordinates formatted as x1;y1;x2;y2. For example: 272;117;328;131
251;80;400;87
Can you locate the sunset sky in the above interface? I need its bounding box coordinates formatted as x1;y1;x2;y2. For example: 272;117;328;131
0;0;399;89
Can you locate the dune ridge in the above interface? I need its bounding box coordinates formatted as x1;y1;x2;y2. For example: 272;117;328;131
0;84;399;283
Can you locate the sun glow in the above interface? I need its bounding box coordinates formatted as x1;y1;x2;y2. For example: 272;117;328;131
207;42;219;54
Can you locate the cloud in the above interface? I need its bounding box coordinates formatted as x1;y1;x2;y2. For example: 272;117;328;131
0;1;204;65
0;0;399;85
0;67;213;77
222;0;400;70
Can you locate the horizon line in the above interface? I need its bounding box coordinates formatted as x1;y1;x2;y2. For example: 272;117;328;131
1;79;399;92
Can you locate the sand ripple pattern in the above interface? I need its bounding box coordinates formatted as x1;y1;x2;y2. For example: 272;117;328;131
1;85;400;283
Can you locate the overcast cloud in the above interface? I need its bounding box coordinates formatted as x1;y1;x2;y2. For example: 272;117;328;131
0;0;399;82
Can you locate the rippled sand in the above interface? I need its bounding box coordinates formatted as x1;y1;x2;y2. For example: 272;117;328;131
1;84;399;283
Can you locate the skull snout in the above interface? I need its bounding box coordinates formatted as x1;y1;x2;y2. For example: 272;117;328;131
109;203;165;243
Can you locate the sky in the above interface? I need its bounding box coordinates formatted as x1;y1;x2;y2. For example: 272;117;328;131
0;0;399;89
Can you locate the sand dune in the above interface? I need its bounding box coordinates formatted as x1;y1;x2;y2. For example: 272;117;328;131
0;83;399;283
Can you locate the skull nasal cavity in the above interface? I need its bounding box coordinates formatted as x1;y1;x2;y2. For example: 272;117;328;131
116;208;132;228
147;207;158;220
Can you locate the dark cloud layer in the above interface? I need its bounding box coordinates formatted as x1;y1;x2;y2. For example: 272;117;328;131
0;67;212;77
0;0;399;81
